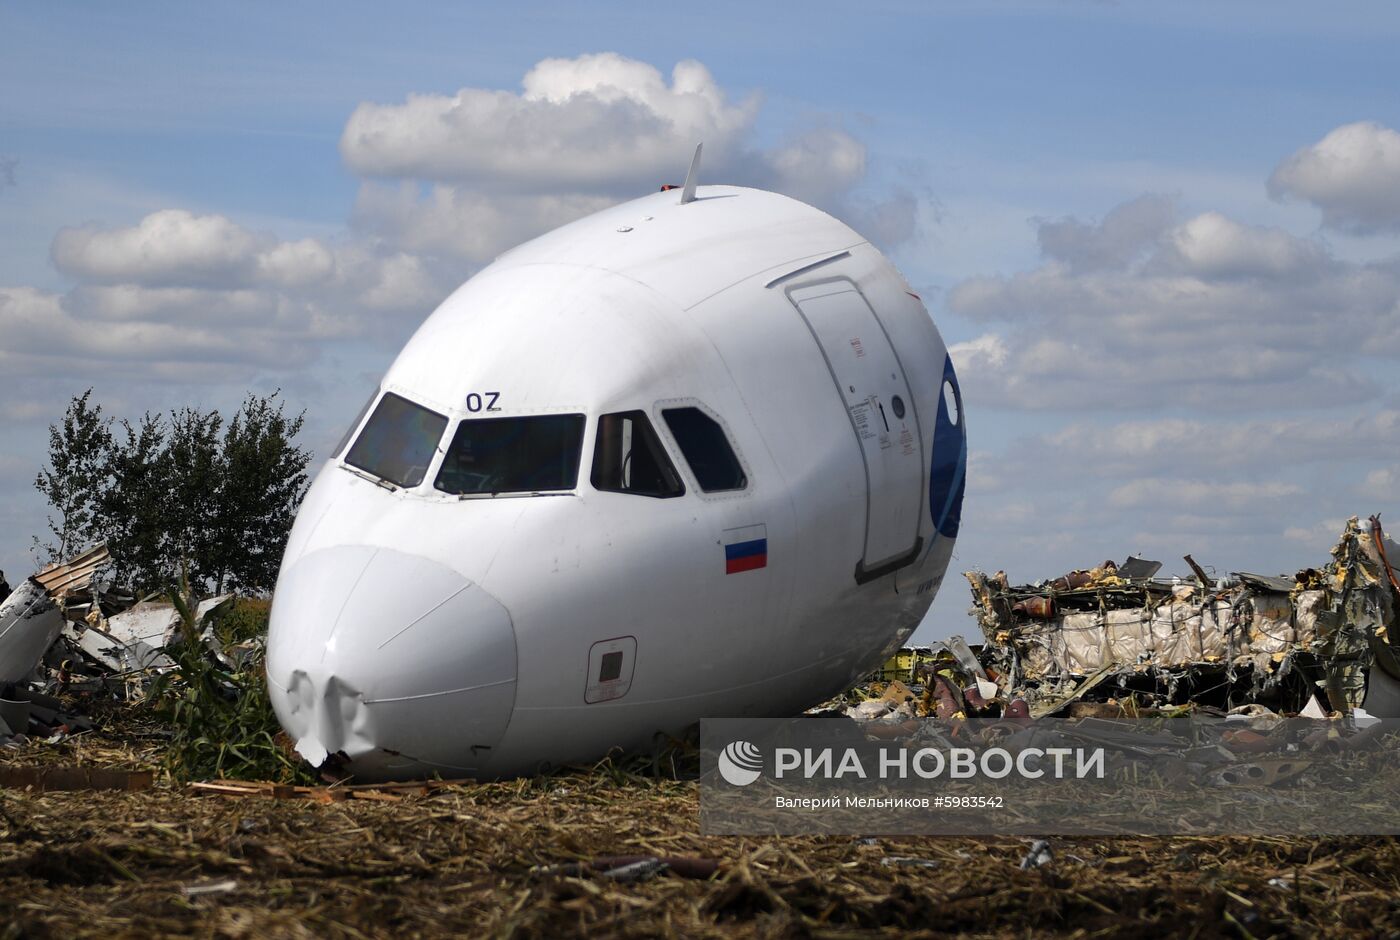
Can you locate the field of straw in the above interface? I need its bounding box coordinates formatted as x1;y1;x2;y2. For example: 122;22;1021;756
3;725;1400;938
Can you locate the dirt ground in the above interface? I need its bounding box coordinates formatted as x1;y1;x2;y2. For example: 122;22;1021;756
4;750;1400;939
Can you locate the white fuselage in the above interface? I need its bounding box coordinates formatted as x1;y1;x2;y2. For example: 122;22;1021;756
266;185;967;780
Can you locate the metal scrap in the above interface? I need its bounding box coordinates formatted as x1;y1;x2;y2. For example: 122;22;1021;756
804;518;1400;819
1020;840;1054;870
530;855;721;881
1;543;244;750
881;855;940;869
964;516;1400;716
1;544;119;687
32;544;112;600
0;578;64;686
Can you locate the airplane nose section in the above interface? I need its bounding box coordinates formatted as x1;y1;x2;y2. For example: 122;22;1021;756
266;546;516;780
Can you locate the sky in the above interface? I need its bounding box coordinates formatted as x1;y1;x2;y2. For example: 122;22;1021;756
3;2;1399;642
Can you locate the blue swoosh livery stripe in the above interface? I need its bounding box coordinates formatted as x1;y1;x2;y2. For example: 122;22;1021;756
928;354;966;540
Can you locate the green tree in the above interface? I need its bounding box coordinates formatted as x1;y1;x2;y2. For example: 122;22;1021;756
34;390;312;594
210;393;310;593
164;406;225;589
33;389;112;561
99;413;170;589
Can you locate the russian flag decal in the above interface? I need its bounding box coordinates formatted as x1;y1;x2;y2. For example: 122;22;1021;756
723;524;768;574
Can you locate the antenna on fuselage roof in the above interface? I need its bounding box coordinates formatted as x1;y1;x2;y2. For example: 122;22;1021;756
679;142;702;205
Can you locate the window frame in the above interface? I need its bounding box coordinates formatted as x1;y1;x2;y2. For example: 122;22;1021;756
660;404;749;493
590;410;686;499
341;391;450;490
431;412;587;497
333;388;380;460
654;399;751;498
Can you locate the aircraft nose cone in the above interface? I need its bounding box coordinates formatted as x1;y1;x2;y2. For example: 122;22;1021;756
266;546;517;780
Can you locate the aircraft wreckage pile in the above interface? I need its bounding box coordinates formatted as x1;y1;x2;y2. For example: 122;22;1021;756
962;514;1400;717
828;516;1400;729
830;516;1399;727
800;517;1400;827
0;544;244;747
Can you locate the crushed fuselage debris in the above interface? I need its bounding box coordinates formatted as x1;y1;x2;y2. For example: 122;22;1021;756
0;542;237;753
963;515;1400;716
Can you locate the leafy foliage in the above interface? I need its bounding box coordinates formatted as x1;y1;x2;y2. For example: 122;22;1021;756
99;413;170;590
144;568;312;784
208;394;309;593
164;407;225;588
33;389;112;560
212;596;273;646
34;390;311;593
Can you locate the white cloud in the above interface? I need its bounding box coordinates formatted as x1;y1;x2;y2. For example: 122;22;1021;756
1159;212;1328;279
0;207;454;383
963;449;1006;496
977;500;1040;528
256;238;336;288
1269;121;1400;233
50;209;360;292
1038;410;1400;476
947;198;1400;410
1357;466;1400;500
0;286;314;374
351;183;614;265
1036;194;1176;273
0;400;49;422
948;332;1009;373
338;53;898;257
761;126;866;205
844;187;920;252
48;209;444;315
351;250;439;312
1284;517;1351;549
1108;478;1303;511
341;54;761;192
63;284;306;327
0;53;909;398
52;210;265;287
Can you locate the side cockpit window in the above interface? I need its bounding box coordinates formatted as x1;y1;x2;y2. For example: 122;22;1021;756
333;390;378;459
344;393;448;488
662;407;747;492
434;415;585;495
591;411;684;498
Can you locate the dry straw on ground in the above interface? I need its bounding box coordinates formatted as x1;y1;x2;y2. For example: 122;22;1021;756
3;726;1400;939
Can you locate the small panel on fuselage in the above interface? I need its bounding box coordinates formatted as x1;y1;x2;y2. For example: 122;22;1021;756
585;635;637;703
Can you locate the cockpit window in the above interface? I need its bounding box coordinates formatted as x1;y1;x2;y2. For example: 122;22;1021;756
662;407;747;492
333;389;378;458
434;414;585;495
344;393;448;488
591;411;685;498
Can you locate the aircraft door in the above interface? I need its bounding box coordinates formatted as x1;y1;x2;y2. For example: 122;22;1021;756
789;281;925;579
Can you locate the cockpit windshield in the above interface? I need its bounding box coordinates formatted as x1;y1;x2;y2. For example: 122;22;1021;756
434;415;585;495
344;393;448;488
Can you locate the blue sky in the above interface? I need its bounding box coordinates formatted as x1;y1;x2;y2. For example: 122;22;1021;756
3;2;1399;640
